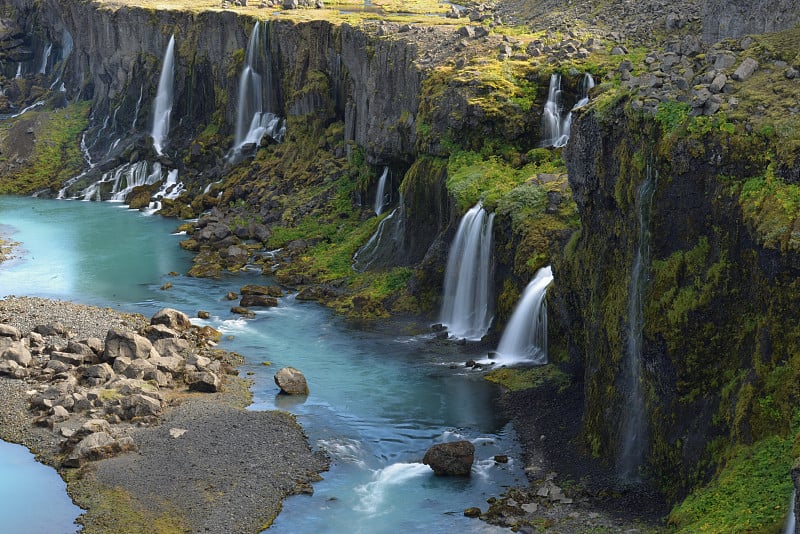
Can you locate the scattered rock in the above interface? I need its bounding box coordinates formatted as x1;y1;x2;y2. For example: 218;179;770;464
274;366;309;395
422;440;475;476
732;57;759;81
151;308;192;331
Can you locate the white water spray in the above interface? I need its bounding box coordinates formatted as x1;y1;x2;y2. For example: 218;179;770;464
38;43;52;75
540;72;595;148
151;35;175;155
494;265;554;365
353;195;406;272
354;463;430;515
440;202;495;340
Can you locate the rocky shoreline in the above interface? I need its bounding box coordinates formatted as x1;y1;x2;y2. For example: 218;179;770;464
0;296;328;533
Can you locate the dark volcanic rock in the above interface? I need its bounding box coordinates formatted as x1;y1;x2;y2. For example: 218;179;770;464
422;440;474;476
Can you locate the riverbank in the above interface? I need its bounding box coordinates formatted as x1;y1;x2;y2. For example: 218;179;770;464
0;296;328;533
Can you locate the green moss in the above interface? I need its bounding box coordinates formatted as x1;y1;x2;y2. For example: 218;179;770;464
668;435;793;533
0;101;91;195
484;365;570;392
737;165;800;252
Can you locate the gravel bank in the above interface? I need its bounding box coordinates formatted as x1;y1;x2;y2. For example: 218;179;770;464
0;296;329;533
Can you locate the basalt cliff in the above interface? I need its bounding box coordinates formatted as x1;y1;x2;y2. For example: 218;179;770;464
1;0;800;531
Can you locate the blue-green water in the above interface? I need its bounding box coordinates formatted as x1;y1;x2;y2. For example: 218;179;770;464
0;197;525;533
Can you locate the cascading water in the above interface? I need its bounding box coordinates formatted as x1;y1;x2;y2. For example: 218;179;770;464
78;162;161;202
573;72;595;110
540;72;595;148
151;34;175;156
540;73;570;148
146;169;184;213
618;163;657;481
374;167;390;215
229;21;284;160
439;202;495;340
493;265;554;365
38;43;52;74
14;63;21;78
131;84;144;131
352;195;406;272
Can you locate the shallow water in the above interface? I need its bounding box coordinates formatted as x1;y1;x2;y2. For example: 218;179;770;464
0;197;525;532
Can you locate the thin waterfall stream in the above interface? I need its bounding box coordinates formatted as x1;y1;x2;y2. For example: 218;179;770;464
618;164;657;481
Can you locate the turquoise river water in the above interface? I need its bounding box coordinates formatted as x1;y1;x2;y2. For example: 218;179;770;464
0;196;525;533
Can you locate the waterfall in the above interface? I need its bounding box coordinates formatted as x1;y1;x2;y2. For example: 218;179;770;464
494;266;554;365
786;490;797;534
353;196;406;272
540;72;595;148
131;85;144;131
573;72;595;110
14;63;21;78
540;74;570;148
38;43;52;74
440;202;495;341
77;162;161;202
618;164;657;481
146;169;184;213
229;21;284;160
374;167;389;215
151;35;175;156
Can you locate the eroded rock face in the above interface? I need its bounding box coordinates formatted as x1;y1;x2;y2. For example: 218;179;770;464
703;0;800;42
422;440;475;476
274;366;309;395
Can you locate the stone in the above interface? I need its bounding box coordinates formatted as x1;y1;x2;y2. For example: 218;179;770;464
231;306;255;317
121;394;162;419
188;371;221;392
83;363;115;383
51;351;84;366
732;57;759;81
45;359;72;373
709;73;727;93
274;366;309;395
423;441;474;476
2;341;32;367
464;507;481;518
122;358;156;380
239;294;279;308
104;328;158;361
143;324;180;342
151;308;192;331
169;427;188;438
240;284;283;297
150;354;185;374
457;26;475;39
50;405;70;422
0;324;21;340
153;337;189;359
197;310;211;319
34;322;69;337
63;431;129;467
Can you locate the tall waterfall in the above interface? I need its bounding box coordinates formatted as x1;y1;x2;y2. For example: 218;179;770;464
540;72;595;148
374;167;389;215
440;202;495;341
151;34;175;156
494;266;554;365
785;490;797;534
618;164;657;481
230;21;284;159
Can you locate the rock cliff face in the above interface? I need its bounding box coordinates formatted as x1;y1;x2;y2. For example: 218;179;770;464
3;0;422;166
703;0;800;42
559;97;800;497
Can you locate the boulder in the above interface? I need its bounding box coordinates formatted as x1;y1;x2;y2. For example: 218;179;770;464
422;441;475;476
151;308;192;331
34;322;69;337
83;363;115;385
63;432;131;467
2;341;32;367
0;324;21;340
153;337;189;359
143;324;181;342
104;328;158;361
66;340;98;360
51;351;84;367
274;367;309;395
240;284;283;297
239;294;279;308
188;371;221;392
122;358;157;380
150;354;185;374
121;394;162;419
732;57;759;81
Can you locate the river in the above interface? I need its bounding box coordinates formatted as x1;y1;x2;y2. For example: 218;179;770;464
0;196;524;533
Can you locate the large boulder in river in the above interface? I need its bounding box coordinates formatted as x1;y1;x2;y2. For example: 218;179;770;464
274;367;309;395
151;308;192;331
103;329;158;361
239;294;278;308
423;441;475;476
240;284;283;297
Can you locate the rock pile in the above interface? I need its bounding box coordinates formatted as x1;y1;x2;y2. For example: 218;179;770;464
0;307;236;467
